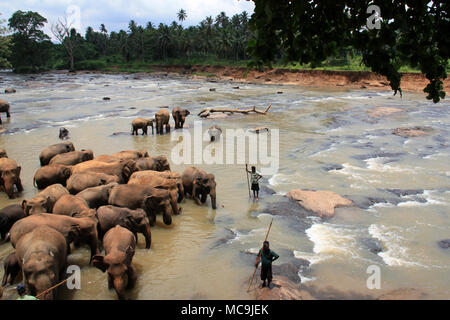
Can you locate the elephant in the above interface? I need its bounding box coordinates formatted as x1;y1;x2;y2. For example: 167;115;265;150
97;205;151;249
0;204;26;240
0;158;23;199
94;155;120;163
172;107;190;129
111;150;149;160
8;213;99;261
208;125;222;142
52;194;92;217
33;164;72;190
109;184;173;226
59;127;69;140
182;167;217;209
66;172;119;194
49;149;94;166
92;225;137;300
5;88;16;94
39;141;75;166
131;118;154;135
15;225;67;299
128;174;182;216
135;155;171;172
72;159;137;184
155;109;170;134
22;184;69;215
2;252;20;286
0;99;10;125
76;182;118;209
130;170;184;202
0;148;7;158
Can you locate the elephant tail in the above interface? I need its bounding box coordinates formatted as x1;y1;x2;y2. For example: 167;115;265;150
1;232;11;244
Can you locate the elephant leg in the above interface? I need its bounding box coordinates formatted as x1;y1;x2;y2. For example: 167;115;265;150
147;211;156;226
6;111;11;118
108;274;113;290
180;120;185;128
200;193;208;204
166;123;171;133
16;179;24;192
127;265;137;289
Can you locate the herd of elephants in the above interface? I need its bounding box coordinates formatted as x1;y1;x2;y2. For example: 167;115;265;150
0;98;218;300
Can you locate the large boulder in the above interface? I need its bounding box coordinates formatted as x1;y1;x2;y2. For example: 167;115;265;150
253;276;314;300
377;288;427;300
393;127;433;138
438;239;450;249
368;107;403;118
286;189;353;218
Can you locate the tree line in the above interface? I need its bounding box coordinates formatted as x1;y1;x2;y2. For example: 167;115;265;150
0;9;252;73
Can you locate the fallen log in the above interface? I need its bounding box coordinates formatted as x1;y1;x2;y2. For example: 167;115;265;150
198;103;271;118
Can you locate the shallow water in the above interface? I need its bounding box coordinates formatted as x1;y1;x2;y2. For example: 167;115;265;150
0;72;449;299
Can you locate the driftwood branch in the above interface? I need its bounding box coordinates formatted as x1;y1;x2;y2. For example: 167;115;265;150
198;103;271;118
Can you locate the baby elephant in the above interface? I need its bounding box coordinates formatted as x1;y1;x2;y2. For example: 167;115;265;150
97;205;151;249
0;99;11;125
172;107;190;129
131;118;154;135
92;225;137;300
59;127;69;140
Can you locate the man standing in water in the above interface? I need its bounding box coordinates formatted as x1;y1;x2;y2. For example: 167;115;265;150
246;165;262;200
255;241;279;288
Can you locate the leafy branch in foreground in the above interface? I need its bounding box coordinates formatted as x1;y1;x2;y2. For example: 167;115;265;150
245;0;449;102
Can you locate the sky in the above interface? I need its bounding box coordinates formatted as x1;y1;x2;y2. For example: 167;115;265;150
1;0;255;37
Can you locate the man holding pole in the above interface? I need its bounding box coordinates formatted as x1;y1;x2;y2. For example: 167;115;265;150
255;241;279;288
246;164;262;200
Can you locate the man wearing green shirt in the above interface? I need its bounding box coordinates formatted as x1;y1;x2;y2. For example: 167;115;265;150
255;241;279;288
16;283;38;300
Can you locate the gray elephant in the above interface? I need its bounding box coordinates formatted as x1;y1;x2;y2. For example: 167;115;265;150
34;164;72;190
172;107;190;129
182;167;217;209
52;194;92;217
97;205;151;249
0;148;7;158
131;118;154;135
0;204;26;240
76;182;118;209
135;155;171;171
111;150;149;160
92;225;137;300
22;184;70;215
71;159;137;184
39;141;75;166
155;109;170;134
15;225;67;299
0;158;23;199
66;172;119;194
2;252;20;286
49;149;94;166
8;213;99;261
109;184;173;226
0;99;10;124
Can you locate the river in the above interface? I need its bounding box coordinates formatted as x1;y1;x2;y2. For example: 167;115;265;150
0;71;449;299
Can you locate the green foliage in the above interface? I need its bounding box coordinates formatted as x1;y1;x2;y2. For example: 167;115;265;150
0;13;11;68
246;0;449;102
8;10;51;73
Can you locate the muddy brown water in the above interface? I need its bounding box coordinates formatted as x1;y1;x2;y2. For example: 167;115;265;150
0;72;449;299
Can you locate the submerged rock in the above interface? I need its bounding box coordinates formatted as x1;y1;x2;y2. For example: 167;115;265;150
360;237;384;254
254;276;313;300
5;88;16;94
286;189;353;219
437;239;450;249
393;126;433;138
367;107;403;118
377;288;427;300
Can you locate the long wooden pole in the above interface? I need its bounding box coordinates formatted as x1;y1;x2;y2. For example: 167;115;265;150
245;164;251;198
35;278;68;299
247;218;273;292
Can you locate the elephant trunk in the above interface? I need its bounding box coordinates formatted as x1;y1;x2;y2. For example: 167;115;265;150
177;182;184;203
162;205;172;225
113;276;127;300
142;224;152;249
210;192;217;210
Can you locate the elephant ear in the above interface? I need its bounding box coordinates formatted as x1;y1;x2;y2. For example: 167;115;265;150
43;196;52;212
21;199;29;212
68;224;81;241
185;110;191;116
14;166;21;176
63;167;71;178
124;246;135;265
92;254;108;272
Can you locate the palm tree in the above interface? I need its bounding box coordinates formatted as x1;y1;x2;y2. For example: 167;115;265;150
177;9;187;26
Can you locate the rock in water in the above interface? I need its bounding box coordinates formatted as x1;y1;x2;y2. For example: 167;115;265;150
286;189;353;218
393;127;433;137
367;107;403;118
5;88;16;94
254;276;314;300
377;288;427;300
437;239;450;249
